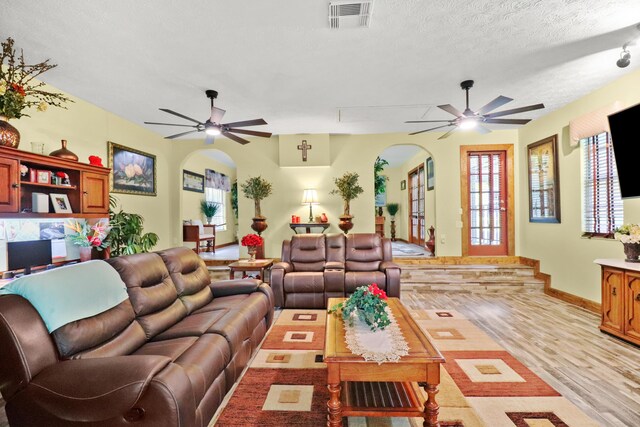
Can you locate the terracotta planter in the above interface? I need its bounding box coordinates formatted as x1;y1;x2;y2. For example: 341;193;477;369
79;247;92;262
623;243;640;263
338;215;354;234
251;217;268;235
0;116;20;149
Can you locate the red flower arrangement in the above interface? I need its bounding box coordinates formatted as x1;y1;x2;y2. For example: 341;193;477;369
241;233;263;247
10;83;25;96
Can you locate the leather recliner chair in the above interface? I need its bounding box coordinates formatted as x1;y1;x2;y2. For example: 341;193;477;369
271;233;400;308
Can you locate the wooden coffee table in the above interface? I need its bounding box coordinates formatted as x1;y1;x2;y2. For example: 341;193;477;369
324;297;444;427
228;259;273;283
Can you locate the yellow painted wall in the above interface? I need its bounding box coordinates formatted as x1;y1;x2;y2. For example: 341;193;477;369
517;69;640;303
9;83;175;251
180;151;237;248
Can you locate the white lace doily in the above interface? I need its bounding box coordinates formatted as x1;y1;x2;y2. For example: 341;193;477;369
344;307;409;364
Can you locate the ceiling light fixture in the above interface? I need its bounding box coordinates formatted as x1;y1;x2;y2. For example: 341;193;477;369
459;117;478;130
204;122;221;136
617;44;631;68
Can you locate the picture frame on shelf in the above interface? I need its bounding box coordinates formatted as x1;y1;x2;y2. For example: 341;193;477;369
527;135;560;223
37;170;51;184
182;169;205;193
50;193;73;214
108;141;157;196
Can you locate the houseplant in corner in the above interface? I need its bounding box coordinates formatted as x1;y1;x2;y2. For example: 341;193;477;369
65;219;111;262
386;203;399;241
241;176;273;235
107;196;159;256
331;172;364;233
0;37;72;148
374;157;389;216
200;200;220;225
615;224;640;262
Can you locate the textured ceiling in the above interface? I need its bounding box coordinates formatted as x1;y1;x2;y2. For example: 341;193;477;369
1;0;639;137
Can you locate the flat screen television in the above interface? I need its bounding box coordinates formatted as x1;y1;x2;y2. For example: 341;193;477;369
7;240;53;275
609;103;640;199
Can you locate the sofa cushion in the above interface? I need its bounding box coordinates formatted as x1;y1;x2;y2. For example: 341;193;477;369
345;271;386;294
345;233;383;271
152;309;229;341
158;247;213;313
290;234;326;271
0;260;129;333
108;253;187;339
283;272;325;293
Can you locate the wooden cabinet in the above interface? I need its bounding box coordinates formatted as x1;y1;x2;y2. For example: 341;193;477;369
375;216;385;238
596;260;640;346
0;146;110;219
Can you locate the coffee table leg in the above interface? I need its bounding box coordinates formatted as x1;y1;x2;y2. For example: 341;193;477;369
327;382;342;427
423;382;440;427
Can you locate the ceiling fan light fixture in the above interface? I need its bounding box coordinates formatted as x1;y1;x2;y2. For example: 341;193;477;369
617;45;631;68
459;117;478;130
205;123;221;136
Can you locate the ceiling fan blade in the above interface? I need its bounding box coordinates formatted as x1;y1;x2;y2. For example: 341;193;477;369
144;121;198;128
222;118;267;128
159;109;204;125
484;118;531;125
409;124;453;135
210;107;226;124
222;132;251;145
165;130;200;139
438;104;464;118
476;96;513;115
405;120;454;123
483;103;545;118
475;124;492;134
205;134;216;145
438;127;457;140
226;128;272;138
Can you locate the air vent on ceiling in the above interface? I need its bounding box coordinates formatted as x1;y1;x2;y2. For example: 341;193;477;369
329;0;373;29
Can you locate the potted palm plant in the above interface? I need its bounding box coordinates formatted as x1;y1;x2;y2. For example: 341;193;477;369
241;176;273;235
330;172;364;233
386;203;399;241
200;200;220;225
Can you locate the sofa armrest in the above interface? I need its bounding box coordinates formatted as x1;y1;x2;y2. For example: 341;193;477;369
210;278;262;297
28;355;172;422
379;261;400;272
272;262;292;273
324;261;344;270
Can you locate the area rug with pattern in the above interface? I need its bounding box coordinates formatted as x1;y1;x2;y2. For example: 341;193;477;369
213;308;597;426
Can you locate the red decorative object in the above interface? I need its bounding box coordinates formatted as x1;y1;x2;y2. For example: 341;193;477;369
321;213;328;223
367;283;387;300
88;155;104;167
241;233;264;247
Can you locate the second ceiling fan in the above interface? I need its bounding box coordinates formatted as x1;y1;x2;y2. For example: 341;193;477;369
144;90;272;145
406;80;545;139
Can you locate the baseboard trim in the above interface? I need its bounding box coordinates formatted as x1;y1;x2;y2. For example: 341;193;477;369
215;241;238;249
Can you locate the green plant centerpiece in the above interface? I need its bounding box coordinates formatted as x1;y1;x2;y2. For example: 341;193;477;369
329;284;390;331
200;200;220;224
107;196;159;256
386;203;399;219
331;172;364;218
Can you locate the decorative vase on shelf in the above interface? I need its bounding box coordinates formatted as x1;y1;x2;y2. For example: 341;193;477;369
49;139;78;161
623;243;640;263
247;246;257;261
0;116;20;148
206;216;213;225
79;247;92;262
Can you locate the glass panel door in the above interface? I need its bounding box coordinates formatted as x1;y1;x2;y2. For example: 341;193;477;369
409;165;425;246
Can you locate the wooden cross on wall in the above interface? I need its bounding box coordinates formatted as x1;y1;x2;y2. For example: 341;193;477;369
297;140;312;162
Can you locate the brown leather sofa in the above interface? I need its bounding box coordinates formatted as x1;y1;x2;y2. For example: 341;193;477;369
0;246;273;427
271;233;400;308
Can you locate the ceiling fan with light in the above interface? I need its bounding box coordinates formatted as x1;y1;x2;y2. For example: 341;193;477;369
144;90;272;145
406;80;545;139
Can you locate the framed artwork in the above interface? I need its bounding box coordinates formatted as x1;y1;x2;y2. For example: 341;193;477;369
37;170;51;184
527;135;560;223
108;141;157;196
426;157;434;190
400;180;407;190
183;170;205;193
50;193;72;213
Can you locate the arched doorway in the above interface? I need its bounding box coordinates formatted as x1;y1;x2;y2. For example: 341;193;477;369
179;148;238;259
374;144;436;256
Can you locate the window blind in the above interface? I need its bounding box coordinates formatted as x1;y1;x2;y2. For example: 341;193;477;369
205;188;227;231
582;132;623;237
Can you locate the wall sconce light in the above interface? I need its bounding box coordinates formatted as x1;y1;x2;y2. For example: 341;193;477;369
617;44;631;68
301;189;319;223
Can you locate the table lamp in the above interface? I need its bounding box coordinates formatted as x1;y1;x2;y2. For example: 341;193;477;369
301;189;319;223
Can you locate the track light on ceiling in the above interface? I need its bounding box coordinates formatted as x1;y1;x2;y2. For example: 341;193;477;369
617;44;631;68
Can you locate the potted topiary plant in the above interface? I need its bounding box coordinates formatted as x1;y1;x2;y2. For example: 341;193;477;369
386;203;399;241
200;200;220;225
330;172;364;233
241;176;273;235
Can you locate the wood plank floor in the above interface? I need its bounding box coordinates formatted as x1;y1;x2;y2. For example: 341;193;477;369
402;290;640;427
